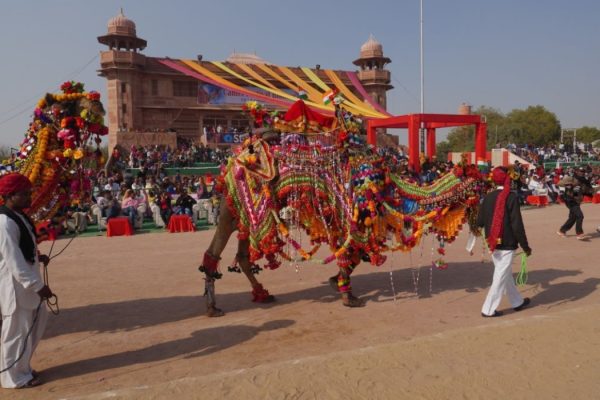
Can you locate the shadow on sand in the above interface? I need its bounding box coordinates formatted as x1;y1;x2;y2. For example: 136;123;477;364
43;319;294;382
46;262;589;339
40;262;597;383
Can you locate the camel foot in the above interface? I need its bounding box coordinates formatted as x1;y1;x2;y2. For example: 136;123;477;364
252;284;275;303
342;293;365;308
254;294;276;303
206;306;225;317
328;275;340;292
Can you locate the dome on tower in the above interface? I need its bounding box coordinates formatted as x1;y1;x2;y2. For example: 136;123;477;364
98;9;146;51
226;52;268;65
107;9;137;36
360;35;384;58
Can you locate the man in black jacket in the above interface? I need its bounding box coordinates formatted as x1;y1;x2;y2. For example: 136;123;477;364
477;167;532;317
557;168;592;240
175;189;197;217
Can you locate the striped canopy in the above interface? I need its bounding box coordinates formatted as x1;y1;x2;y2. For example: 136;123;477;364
159;58;392;119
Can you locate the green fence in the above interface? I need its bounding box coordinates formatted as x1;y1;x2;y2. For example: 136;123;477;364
543;160;600;170
127;165;222;177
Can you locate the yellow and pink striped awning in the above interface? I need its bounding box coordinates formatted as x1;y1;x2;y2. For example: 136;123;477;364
159;58;392;119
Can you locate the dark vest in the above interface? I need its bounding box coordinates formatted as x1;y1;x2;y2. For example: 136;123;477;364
0;206;36;264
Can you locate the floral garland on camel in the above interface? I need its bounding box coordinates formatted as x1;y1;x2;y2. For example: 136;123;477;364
0;81;108;224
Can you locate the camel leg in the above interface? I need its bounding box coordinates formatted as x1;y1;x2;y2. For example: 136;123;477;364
237;239;275;303
329;261;365;307
199;201;237;317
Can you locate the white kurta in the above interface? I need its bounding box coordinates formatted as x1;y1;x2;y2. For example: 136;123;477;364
481;249;524;316
0;213;47;388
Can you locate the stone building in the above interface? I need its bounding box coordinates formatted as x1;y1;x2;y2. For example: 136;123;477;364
97;11;396;152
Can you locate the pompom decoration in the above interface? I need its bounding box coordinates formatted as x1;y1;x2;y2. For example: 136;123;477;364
0;82;108;223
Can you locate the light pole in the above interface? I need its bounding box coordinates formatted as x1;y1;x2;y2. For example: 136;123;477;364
561;128;577;152
419;0;425;153
494;125;498;147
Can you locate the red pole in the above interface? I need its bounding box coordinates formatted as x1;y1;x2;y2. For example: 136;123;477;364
475;122;487;164
427;127;436;159
367;121;377;146
409;115;421;173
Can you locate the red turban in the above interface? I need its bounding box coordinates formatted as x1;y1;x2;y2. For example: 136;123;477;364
0;173;32;196
491;167;508;185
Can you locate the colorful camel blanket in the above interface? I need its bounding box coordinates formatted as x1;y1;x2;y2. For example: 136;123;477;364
222;138;484;268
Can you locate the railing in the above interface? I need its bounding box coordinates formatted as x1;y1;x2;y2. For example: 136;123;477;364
100;51;146;67
127;165;222;177
543;160;600;169
358;69;391;82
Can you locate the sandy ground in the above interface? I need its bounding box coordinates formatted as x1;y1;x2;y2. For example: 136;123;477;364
2;203;600;399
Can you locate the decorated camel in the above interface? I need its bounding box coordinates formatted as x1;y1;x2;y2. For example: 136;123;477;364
199;100;487;316
0;81;108;223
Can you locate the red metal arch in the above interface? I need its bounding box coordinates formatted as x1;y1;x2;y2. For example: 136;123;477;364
367;113;487;172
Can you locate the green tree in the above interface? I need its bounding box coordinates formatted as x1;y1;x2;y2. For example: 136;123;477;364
504;105;561;145
0;146;13;163
436;105;507;157
574;126;600;143
436;104;563;158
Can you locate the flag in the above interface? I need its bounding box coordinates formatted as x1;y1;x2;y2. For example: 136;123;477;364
297;90;308;100
322;88;339;105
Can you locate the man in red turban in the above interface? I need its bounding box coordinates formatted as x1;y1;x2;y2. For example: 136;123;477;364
0;173;52;388
476;167;532;317
0;173;32;197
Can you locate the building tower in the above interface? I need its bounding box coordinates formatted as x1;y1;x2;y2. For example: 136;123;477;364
353;35;393;110
97;9;147;151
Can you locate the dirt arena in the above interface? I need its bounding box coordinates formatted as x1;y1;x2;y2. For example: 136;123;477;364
3;204;600;399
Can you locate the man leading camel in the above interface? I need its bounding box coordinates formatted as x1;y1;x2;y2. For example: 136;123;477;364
0;173;53;389
476;167;532;317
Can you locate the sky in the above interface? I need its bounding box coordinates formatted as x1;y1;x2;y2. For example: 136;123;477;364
1;0;599;147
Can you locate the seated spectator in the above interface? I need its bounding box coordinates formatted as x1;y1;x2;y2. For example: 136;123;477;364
165;181;177;195
121;189;139;229
104;191;121;219
147;189;165;228
528;175;548;196
104;178;120;199
62;198;90;234
517;175;532;205
156;191;173;226
131;177;144;191
210;193;221;225
175;189;196;217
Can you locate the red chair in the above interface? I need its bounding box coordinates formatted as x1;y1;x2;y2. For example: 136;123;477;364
526;195;548;207
106;217;133;237
35;221;58;242
168;214;196;233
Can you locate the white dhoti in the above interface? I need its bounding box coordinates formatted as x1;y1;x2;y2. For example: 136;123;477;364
466;232;478;254
204;201;215;225
481;249;524;316
1;305;48;388
150;204;165;228
68;212;88;233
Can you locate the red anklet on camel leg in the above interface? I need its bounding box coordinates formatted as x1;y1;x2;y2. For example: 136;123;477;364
252;283;275;303
199;252;222;279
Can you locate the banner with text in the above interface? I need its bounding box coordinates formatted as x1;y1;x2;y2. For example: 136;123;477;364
197;83;294;105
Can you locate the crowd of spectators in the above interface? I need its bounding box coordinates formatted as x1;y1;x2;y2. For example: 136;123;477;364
506;142;600;165
38;139;600;237
56;162;224;235
111;141;232;172
509;160;600;205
